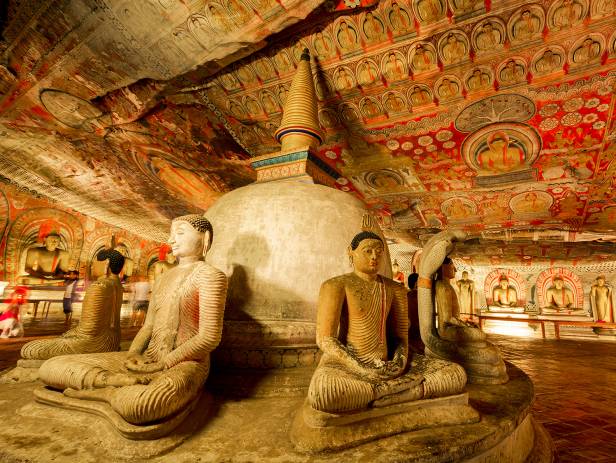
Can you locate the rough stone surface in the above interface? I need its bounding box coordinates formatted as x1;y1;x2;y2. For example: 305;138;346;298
0;362;551;462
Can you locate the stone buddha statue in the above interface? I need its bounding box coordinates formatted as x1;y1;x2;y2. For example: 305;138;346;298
3;250;125;383
114;243;134;280
24;233;70;280
36;214;228;435
492;275;518;308
456;271;475;315
418;231;508;385
152;250;177;282
306;231;467;413
591;276;613;322
542;277;580;314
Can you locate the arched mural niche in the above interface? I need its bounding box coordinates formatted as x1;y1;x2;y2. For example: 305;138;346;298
484;268;527;310
3;208;84;283
536;268;586;316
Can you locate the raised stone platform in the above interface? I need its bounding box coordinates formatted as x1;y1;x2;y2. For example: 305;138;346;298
0;362;552;462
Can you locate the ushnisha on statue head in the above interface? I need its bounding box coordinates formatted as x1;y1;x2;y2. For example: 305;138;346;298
169;214;213;261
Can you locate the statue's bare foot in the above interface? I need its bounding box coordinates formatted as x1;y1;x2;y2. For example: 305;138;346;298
94;373;151;388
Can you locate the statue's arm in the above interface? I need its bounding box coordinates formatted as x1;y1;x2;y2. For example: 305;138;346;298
58;250;70;273
316;279;375;377
387;283;409;369
163;267;228;369
590;286;597;319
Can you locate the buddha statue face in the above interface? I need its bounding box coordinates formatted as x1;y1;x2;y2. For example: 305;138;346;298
441;261;456;279
168;220;205;259
44;234;61;252
349;239;384;274
462;271;469;279
597;276;605;286
553;278;564;289
499;277;509;289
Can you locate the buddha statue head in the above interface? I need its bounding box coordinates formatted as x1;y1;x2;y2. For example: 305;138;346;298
440;257;456;280
596;275;606;286
552;276;564;289
499;275;510;289
96;249;125;276
347;231;383;275
44;233;61;252
169;214;213;260
114;243;130;259
461;271;469;279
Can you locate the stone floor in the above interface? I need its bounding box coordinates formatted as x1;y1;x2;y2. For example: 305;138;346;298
490;334;616;463
0;318;615;462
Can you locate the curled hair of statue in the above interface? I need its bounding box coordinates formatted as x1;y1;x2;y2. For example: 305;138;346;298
350;231;383;250
172;214;214;251
96;249;126;275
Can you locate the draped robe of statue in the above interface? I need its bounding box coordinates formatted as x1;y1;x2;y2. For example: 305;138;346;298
307;272;466;413
38;261;227;425
21;274;123;360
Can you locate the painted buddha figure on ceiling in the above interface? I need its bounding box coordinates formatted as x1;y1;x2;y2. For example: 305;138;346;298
552;0;584;30
37;214;228;430
306;231;467;413
388;2;413;34
492;275;518;308
24;232;70;281
512;9;542;42
476;131;525;174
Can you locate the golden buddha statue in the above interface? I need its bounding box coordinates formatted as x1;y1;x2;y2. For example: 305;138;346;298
306;231;467;413
492;275;518;307
456;271;475;315
24;233;70;280
36;214;228;435
542;277;582;314
17;250;124;372
591;276;613;322
418;231;508;384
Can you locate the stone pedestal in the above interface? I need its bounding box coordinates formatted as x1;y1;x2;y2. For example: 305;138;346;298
0;362;553;461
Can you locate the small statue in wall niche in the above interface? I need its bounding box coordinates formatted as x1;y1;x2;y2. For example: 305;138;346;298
114;243;134;280
24;232;70;280
590;276;613;322
36;214;227;435
492;275;518;308
20;249;124;362
545;276;575;310
456;271;475;315
419;231;508;385
152;250;177;282
306;231;467;413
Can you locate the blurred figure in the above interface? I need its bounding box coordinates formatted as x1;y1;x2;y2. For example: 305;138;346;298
63;270;79;325
0;286;28;338
130;277;150;327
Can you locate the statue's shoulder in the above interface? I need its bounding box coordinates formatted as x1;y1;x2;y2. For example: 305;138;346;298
321;274;352;291
381;276;407;294
195;261;227;280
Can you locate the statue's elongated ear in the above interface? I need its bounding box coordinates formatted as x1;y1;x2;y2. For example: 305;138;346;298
202;230;212;257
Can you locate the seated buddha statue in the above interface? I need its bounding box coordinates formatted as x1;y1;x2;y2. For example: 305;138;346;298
419;231;508;385
20;249;125;363
24;233;70;280
542;277;583;315
152;251;177;282
37;214;227;432
492;275;518;307
306;231;467;414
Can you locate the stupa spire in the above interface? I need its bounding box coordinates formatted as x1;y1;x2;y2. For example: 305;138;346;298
274;48;322;151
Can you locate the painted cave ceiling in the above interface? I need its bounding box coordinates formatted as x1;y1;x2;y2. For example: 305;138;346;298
0;0;616;258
